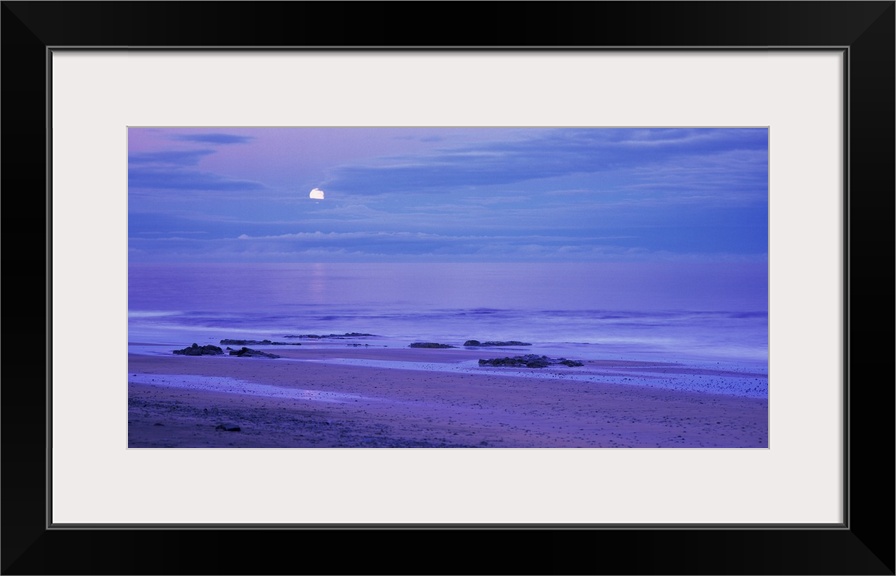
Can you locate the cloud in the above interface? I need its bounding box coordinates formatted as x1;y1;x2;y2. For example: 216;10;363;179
172;133;254;145
131;227;765;264
327;128;768;196
129;167;266;192
128;149;216;166
230;230;651;261
129;145;266;193
128;128;768;264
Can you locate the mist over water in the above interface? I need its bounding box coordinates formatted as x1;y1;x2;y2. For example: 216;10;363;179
129;262;768;369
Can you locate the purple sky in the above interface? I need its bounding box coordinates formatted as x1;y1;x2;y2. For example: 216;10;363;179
129;127;768;264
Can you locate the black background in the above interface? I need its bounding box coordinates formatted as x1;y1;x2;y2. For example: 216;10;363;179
2;2;893;574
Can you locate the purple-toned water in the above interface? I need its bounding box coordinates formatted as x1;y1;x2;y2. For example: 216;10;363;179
129;261;767;376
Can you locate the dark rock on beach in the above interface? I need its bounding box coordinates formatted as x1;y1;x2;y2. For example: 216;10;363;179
228;347;280;359
220;339;292;346
409;342;456;349
173;343;224;356
464;340;531;347
215;423;241;432
478;354;584;368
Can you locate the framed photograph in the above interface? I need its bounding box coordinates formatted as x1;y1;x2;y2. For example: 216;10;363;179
125;124;771;452
4;2;892;574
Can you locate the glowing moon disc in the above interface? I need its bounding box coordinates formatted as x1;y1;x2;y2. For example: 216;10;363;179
309;188;325;200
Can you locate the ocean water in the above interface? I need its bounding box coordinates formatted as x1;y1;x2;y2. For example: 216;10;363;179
128;261;768;372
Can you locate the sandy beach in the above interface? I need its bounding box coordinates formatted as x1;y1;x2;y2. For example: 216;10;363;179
128;346;768;448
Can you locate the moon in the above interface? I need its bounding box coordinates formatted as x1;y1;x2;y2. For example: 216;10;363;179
309;188;325;200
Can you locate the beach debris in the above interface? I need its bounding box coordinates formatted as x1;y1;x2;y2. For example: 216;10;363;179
478;354;584;368
409;342;456;349
464;340;531;347
173;343;224;356
215;423;241;432
228;347;280;359
220;338;293;346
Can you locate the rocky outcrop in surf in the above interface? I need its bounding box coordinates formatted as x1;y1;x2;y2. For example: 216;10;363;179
409;342;456;349
220;339;292;346
283;332;374;339
228;347;280;358
173;343;224;356
478;354;584;368
463;340;531;347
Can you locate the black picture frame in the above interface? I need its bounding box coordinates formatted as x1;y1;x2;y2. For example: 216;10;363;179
2;2;893;574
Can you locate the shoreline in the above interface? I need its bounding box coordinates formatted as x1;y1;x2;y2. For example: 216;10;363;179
128;348;768;448
130;344;768;398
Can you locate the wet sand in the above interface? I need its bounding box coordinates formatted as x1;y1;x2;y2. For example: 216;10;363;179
128;347;768;448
